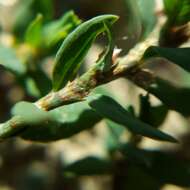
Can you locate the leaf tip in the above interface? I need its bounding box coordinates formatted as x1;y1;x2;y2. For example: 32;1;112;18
162;133;179;143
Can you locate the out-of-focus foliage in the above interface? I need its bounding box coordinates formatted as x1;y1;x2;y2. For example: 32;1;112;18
0;0;190;190
164;0;190;26
124;0;156;42
13;0;54;37
0;45;26;75
160;0;190;46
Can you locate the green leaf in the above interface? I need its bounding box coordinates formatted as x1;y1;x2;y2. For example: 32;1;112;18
52;14;118;91
137;0;156;39
18;101;102;142
164;0;190;25
94;22;115;72
13;0;53;37
64;156;113;175
12;101;48;125
24;77;41;98
124;0;156;40
0;102;48;139
34;0;53;21
124;0;142;42
0;101;101;141
43;10;81;48
87;95;177;142
0;45;26;75
139;94;168;127
147;77;190;116
13;0;34;37
25;14;43;47
142;46;190;72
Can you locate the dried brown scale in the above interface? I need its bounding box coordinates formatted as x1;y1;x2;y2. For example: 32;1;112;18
9;120;18;129
36;75;97;111
8;116;24;129
35;92;54;110
126;68;155;89
58;84;87;103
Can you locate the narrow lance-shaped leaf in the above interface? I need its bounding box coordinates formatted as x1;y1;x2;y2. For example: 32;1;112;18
95;22;115;72
52;14;118;91
147;77;190;116
87;95;177;143
142;46;190;72
25;14;43;47
64;156;113;175
139;94;168;127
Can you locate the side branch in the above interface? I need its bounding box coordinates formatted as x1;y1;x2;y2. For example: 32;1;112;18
0;29;158;140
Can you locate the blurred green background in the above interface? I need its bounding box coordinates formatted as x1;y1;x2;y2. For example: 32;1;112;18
0;0;190;190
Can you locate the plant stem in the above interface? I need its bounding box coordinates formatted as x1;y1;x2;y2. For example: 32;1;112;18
36;29;158;111
0;27;158;140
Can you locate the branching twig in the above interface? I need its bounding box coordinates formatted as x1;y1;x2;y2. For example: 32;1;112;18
0;26;159;140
